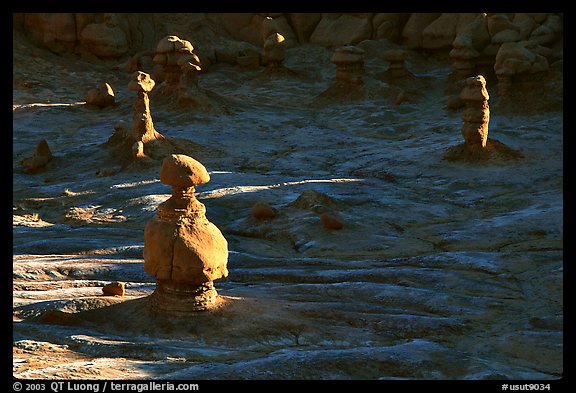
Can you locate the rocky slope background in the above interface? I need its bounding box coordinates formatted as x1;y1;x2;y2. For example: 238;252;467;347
13;13;563;380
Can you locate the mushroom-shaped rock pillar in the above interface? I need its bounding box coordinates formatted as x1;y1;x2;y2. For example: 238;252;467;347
383;49;409;78
331;46;366;85
128;71;163;144
153;35;201;88
144;154;229;314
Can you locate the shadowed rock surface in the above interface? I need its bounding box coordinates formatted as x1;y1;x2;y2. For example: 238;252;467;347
13;12;562;381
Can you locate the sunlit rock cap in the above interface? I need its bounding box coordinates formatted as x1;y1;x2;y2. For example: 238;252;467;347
264;32;285;48
156;35;194;54
460;75;489;102
128;71;155;92
159;154;210;188
177;52;202;71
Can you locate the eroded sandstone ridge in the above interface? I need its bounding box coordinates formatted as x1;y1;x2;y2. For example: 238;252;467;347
144;154;229;314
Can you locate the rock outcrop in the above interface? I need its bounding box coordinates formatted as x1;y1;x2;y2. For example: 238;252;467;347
422;13;459;50
128;71;164;145
450;35;480;79
102;282;125;297
377;49;431;102
144;154;229;314
444;75;523;161
331;45;365;85
102;71;207;168
263;32;286;68
313;45;366;102
460;75;490;148
21;139;54;173
251;202;277;220
152;35;200;86
85;82;115;108
494;40;549;96
381;49;411;79
315;45;402;105
309;14;372;47
151;35;225;113
79;20;128;59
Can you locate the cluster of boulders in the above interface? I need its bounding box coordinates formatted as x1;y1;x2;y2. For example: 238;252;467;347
493;41;551;96
14;13;562;99
445;13;562;93
15;13;561;58
15;13;129;59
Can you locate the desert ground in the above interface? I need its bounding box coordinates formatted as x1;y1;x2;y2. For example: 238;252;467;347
13;15;563;381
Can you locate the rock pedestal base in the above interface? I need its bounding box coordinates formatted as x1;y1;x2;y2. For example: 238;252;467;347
149;280;219;315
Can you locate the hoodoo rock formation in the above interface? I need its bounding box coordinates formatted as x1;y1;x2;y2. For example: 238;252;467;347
314;44;404;105
382;49;410;79
263;32;286;68
143;154;229;315
102;71;209;169
128;71;164;145
84;82;115;108
20;139;54;173
314;45;368;102
151;35;225;112
444;75;523;161
332;45;366;85
450;35;480;80
460;75;490;148
152;35;200;91
377;48;430;101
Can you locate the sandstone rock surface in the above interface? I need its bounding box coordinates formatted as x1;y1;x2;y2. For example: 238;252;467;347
79;22;128;58
310;14;372;47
